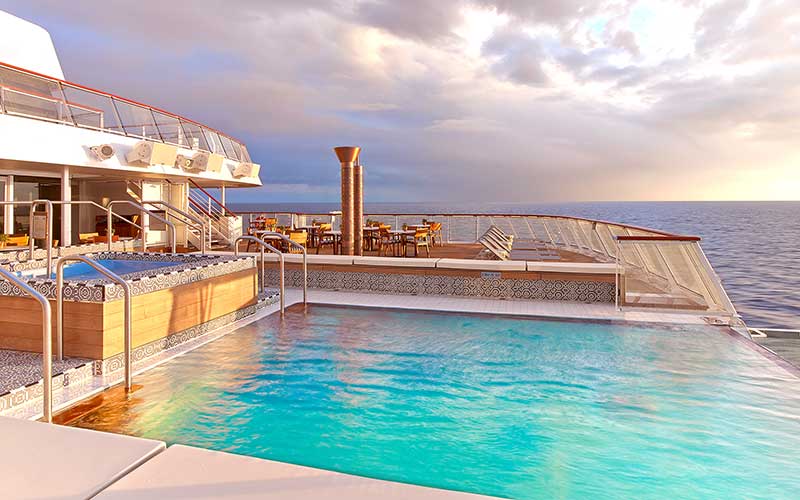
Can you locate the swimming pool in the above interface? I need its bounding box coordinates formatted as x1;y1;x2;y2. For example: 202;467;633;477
20;258;178;280
66;305;800;499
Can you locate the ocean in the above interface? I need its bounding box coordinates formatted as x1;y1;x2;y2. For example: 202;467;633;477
229;201;800;329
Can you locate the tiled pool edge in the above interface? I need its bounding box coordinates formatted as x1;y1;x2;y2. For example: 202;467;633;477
1;292;279;418
0;252;256;302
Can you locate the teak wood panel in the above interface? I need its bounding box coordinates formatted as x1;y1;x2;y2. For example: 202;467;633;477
0;269;257;359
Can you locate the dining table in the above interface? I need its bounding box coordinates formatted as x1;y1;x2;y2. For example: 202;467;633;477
387;229;415;257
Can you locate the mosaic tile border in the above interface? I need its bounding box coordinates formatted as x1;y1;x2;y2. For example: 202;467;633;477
96;291;280;375
0;361;95;413
0;252;256;302
265;269;615;303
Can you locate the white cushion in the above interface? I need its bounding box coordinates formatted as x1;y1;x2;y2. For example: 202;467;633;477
527;262;621;274
353;256;439;268
436;259;526;271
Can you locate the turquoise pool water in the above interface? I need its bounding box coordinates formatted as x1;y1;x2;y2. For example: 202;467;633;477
69;305;800;499
22;259;178;280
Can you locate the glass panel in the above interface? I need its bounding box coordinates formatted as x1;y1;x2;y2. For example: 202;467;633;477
543;219;565;246
61;85;118;131
203;128;226;155
180;121;210;151
231;140;246;163
152;110;183;145
113;100;161;139
219;134;240;160
0;67;70;123
578;220;607;256
239;143;252;163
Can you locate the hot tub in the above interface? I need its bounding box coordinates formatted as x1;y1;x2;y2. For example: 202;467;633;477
0;252;259;366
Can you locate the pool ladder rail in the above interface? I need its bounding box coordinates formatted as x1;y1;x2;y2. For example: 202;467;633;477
0;267;53;423
234;233;308;316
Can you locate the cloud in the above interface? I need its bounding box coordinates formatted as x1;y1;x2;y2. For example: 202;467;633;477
0;0;798;202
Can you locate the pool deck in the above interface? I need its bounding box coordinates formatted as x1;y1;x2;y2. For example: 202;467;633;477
0;416;492;499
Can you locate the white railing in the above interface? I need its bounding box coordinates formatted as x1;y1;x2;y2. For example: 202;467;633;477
187;180;241;247
0;62;251;162
238;211;739;317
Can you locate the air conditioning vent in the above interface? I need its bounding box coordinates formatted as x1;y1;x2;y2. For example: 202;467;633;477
89;144;115;161
125;141;178;167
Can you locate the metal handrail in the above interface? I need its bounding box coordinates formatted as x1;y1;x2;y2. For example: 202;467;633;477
50;200;141;231
141;200;207;254
107;200;177;253
255;231;307;304
234;236;285;315
55;256;133;390
0;268;53;422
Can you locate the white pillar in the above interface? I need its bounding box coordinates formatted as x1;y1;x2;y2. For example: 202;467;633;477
220;184;226;215
61;166;71;246
4;175;13;235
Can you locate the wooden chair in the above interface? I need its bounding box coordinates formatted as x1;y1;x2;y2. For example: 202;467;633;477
316;224;336;254
7;234;29;246
79;232;99;244
429;222;443;246
403;229;430;257
288;231;307;253
377;226;396;256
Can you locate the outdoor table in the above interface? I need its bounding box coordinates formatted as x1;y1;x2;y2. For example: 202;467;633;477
387;229;415;257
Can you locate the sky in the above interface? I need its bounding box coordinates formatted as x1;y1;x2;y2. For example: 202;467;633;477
1;0;798;202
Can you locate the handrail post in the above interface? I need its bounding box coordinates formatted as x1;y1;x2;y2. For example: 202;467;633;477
234;235;285;315
0;268;53;422
257;231;307;304
56;256;133;390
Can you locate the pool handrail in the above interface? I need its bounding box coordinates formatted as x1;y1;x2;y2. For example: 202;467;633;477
55;255;134;390
141;200;207;254
234;236;285;315
107;200;177;253
0;267;53;422
255;230;307;304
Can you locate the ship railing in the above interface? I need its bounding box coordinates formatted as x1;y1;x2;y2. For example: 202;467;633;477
0;61;251;162
141;200;208;254
237;211;737;317
186;179;242;248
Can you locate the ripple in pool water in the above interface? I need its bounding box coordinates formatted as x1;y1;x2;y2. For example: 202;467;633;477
69;305;800;499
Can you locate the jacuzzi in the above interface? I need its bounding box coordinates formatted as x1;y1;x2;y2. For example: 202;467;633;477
0;252;259;372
